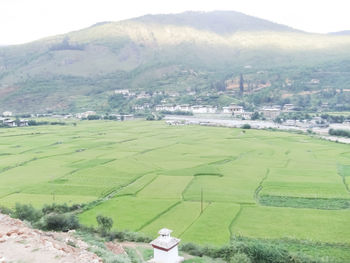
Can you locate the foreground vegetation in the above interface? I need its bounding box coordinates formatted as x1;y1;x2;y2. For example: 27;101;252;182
2;203;349;263
0;120;349;261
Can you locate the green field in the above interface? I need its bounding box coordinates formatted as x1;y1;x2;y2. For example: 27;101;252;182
0;120;350;254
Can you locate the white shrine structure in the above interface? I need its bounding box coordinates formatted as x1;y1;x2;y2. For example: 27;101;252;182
149;228;184;263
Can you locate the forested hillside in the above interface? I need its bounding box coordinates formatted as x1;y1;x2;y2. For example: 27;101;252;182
0;11;350;113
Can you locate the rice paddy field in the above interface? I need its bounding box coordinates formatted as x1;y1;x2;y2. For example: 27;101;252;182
0;120;350;257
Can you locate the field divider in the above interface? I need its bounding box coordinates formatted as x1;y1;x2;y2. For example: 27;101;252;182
181;176;195;201
228;204;243;237
102;171;161;199
0;157;38;175
254;168;270;203
137;200;182;232
78;171;161;213
337;163;350;194
283;159;291;168
134;175;159;196
178;202;211;238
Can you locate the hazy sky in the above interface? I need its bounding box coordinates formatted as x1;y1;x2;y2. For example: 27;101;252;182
1;0;349;45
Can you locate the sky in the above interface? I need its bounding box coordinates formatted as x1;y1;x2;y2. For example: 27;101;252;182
0;0;349;45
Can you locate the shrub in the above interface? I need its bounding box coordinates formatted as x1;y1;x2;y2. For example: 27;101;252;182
97;215;113;233
329;128;350;138
146;114;155;121
43;213;80;231
87;115;101;120
14;203;42;223
230;253;251;263
241;124;251;129
0;206;13;215
50;121;66;125
42;203;82;214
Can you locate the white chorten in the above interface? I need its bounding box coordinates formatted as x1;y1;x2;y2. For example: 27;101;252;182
149;228;184;263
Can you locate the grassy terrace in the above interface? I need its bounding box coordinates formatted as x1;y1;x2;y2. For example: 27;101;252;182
0;120;349;255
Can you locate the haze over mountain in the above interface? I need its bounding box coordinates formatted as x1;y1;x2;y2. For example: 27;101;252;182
0;11;350;113
329;30;350;35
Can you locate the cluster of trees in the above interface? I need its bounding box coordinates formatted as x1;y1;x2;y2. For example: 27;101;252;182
321;114;349;123
50;37;84;51
28;120;66;126
329;128;350;138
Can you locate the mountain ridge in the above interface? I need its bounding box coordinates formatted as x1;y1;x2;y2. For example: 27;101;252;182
0;11;350;113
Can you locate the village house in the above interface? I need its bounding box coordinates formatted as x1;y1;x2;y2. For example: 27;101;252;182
155;105;178;112
260;106;281;120
310;79;320;84
76;111;96;119
121;114;134;121
206;106;217;114
137;92;152;99
284;119;296;126
240;112;253;119
282;104;295;112
133;104;151;111
114;89;130;96
191;105;217;114
156;104;217;114
2;111;12;117
3;119;16;127
222;104;244;114
178;105;191;112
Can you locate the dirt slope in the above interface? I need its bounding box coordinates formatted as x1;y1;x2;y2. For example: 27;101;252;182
0;213;102;263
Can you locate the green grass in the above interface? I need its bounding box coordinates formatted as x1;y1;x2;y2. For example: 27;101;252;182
0;120;350;255
78;196;178;231
0;193;96;208
259;195;350;209
141;201;208;237
181;202;241;245
137;175;193;199
231;206;350;244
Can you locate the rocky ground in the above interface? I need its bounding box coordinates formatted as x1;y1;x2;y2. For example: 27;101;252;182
0;213;102;263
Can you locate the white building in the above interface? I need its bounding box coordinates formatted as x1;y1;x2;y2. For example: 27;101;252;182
260;107;281;120
192;105;217;114
149;228;184;263
222;104;244;114
155;105;178;112
282;104;295;112
178;105;191;112
3;119;17;127
2;111;12;117
76;111;97;119
114;89;130;95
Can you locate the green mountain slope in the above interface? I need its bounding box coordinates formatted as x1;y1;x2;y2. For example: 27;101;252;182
1;11;350;113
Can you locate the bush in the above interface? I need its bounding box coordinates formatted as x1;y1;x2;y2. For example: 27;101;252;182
50;121;66;125
230;253;251;263
43;213;80;231
97;215;113;234
42;203;82;214
146;114;155;120
28;120;49;126
241;124;251;129
0;206;13;215
251;112;261;120
329;128;350;138
103;230;152;243
87;115;101;120
14;203;42;223
180;237;324;263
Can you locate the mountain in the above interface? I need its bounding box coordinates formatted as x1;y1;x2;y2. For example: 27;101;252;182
329;30;350;35
131;11;300;34
1;11;350;113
